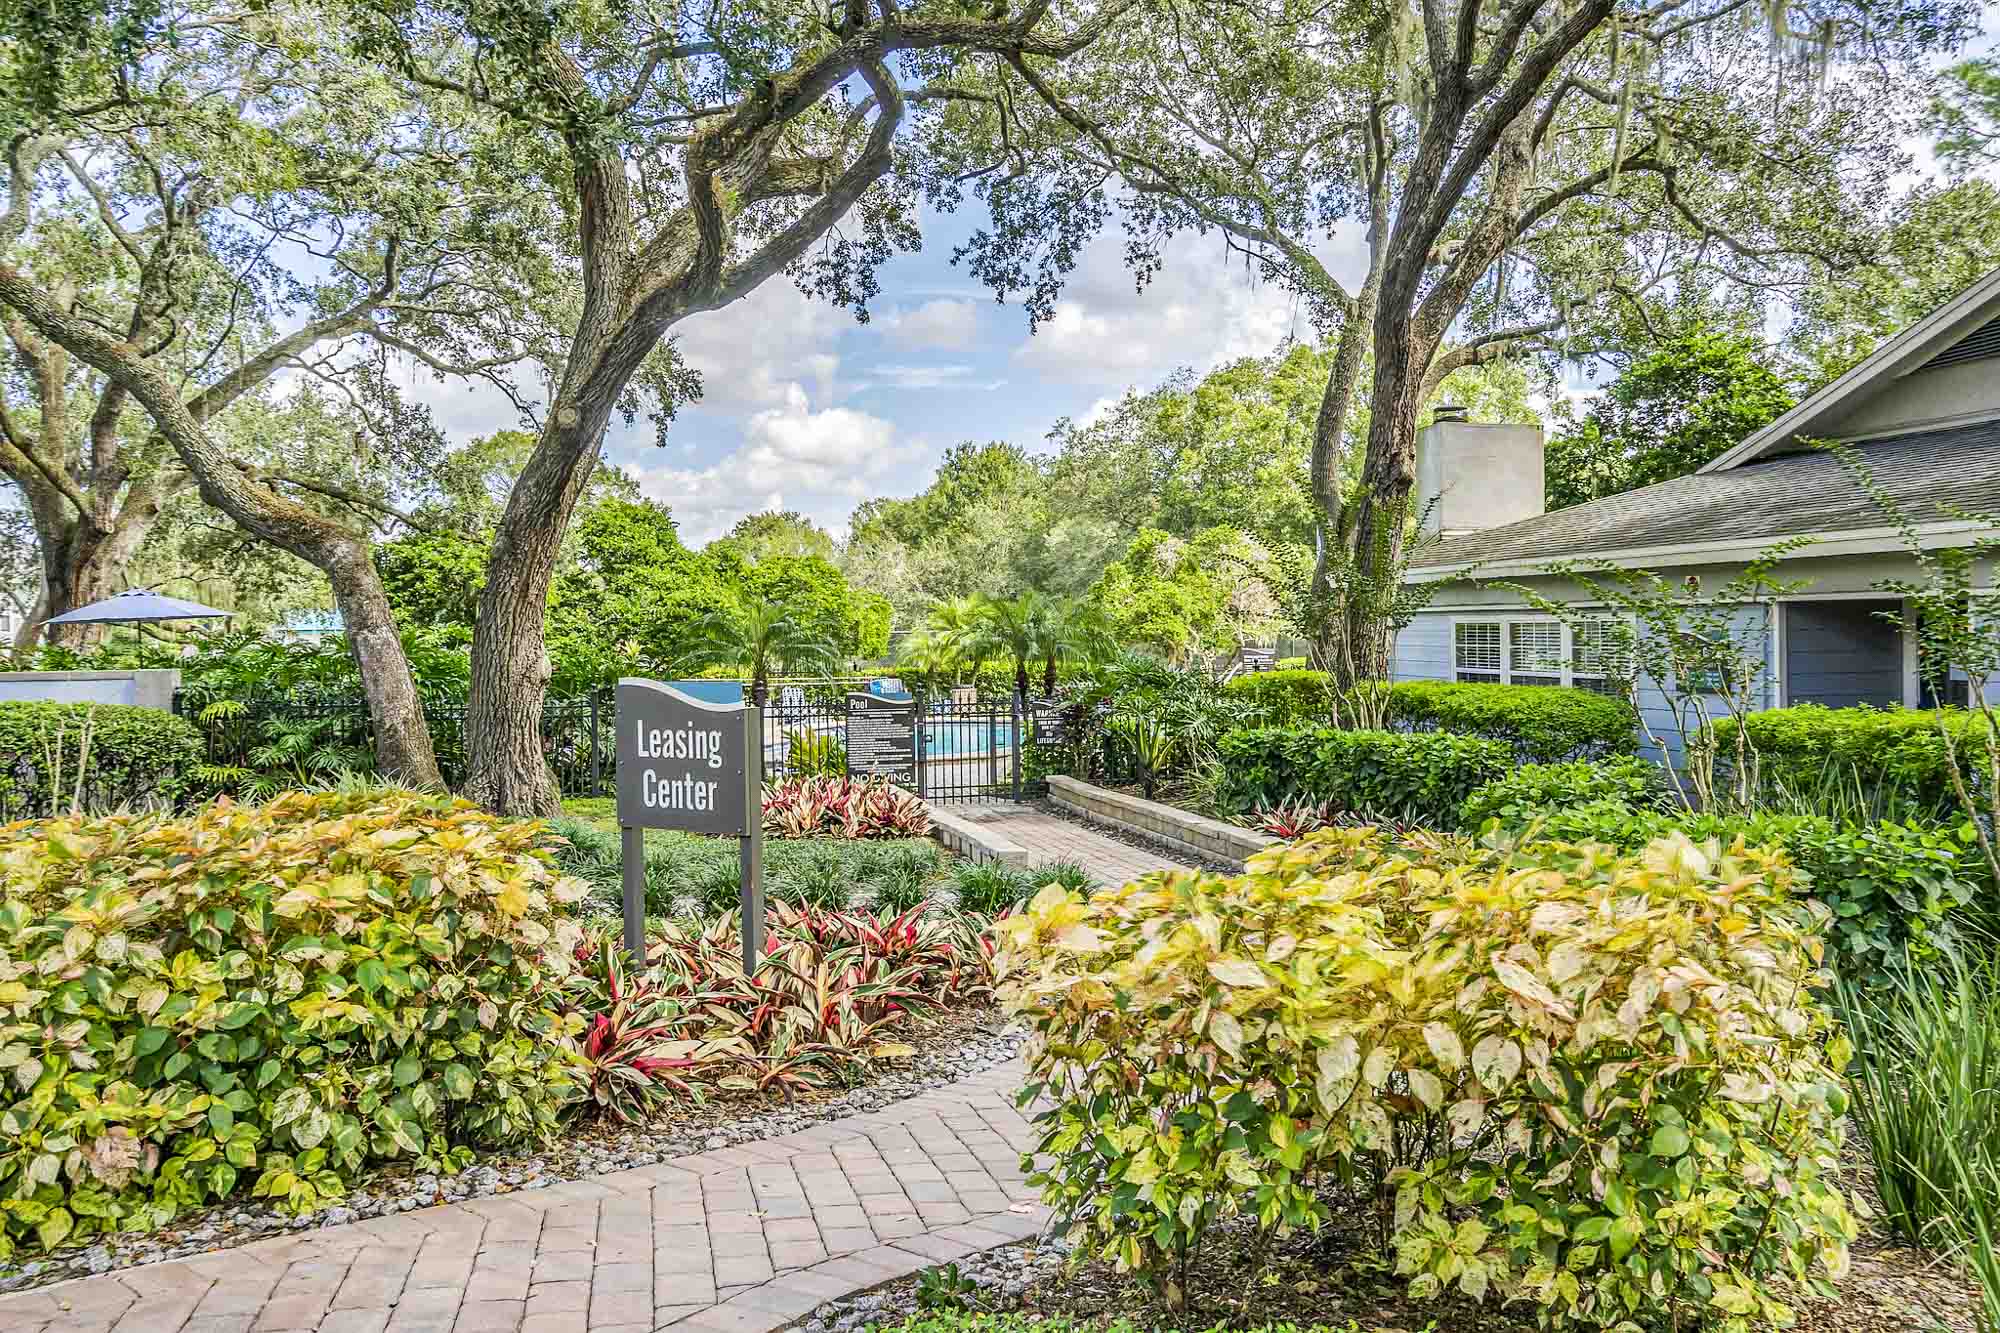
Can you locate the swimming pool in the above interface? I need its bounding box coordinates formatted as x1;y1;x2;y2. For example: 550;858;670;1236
921;720;1016;757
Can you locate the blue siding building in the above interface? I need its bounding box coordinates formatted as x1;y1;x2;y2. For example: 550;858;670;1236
1394;267;2000;762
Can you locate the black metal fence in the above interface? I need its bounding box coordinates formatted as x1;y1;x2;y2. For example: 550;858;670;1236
766;681;1059;803
162;678;1063;808
170;689;618;798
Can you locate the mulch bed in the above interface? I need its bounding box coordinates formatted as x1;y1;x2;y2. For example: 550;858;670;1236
802;1141;1981;1333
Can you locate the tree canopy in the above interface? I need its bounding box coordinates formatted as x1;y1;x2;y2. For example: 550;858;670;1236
1546;322;1796;509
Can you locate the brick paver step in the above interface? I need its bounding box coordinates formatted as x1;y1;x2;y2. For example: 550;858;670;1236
936;803;1197;884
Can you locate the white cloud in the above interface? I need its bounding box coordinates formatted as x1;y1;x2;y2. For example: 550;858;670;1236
859;363;1006;391
672;280;848;415
1009;225;1367;392
878;298;980;352
631;385;914;543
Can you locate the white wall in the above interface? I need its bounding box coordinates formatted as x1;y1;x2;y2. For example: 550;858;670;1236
0;670;180;710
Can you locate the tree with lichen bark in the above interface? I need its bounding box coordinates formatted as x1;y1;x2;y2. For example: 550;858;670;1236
329;0;1142;814
942;0;1970;688
0;3;561;783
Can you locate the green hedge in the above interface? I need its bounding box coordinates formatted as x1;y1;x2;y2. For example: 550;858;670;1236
1214;726;1510;827
1221;674;1638;762
1221;668;1333;728
1708;704;1986;814
0;701;203;815
1458;756;1669;828
0;789;586;1256
1390;679;1638;761
1509;799;1984;986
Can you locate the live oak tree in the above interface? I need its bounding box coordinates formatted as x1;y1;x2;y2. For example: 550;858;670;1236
0;5;560;782
336;0;1140;814
948;0;1971;686
1786;177;2000;386
1930;55;2000;169
713;510;839;565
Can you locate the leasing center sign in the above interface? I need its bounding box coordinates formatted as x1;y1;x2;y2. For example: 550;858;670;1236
615;679;751;836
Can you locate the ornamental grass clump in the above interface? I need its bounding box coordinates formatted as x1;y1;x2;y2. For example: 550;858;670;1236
995;827;1856;1331
0;789;590;1258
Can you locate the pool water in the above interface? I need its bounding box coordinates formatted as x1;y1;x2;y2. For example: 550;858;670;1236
921;721;1016;757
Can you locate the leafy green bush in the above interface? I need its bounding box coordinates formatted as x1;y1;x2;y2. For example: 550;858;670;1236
0;701;203;815
0;789;588;1257
876;1317;1357;1333
1457;756;1668;828
1708;704;1984;816
952;861;1030;916
543;815;624;897
774;844;855;909
1521;801;1984;986
782;729;847;779
866;844;946;913
996;829;1856;1330
1389;679;1639;762
1221;669;1333;728
1023;860;1092;895
1214;727;1510;827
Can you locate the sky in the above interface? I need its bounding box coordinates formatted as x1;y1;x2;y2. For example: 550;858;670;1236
408;209;1373;546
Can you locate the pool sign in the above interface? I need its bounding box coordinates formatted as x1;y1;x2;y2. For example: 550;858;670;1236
615;679;764;966
846;691;915;786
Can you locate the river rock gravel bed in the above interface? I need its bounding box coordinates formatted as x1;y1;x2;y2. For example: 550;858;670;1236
795;1238;1070;1333
0;1006;1023;1296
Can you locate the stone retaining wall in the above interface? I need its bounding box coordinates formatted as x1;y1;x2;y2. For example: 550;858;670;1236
924;802;1032;867
1046;775;1275;869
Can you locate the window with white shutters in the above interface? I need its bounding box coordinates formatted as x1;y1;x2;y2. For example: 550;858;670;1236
1454;623;1503;683
1451;616;1629;692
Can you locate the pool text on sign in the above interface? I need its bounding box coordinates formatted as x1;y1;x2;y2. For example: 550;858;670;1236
614;679;763;966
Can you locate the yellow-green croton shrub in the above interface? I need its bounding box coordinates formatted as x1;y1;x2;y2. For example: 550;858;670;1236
0;789;590;1258
994;827;1856;1331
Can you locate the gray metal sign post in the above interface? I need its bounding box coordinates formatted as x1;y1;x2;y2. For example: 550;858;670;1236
614;679;765;970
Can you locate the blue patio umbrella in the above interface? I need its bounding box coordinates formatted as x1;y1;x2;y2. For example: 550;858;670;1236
44;587;234;626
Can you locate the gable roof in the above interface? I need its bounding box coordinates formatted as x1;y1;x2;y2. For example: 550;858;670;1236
1700;264;2000;473
1407;422;2000;578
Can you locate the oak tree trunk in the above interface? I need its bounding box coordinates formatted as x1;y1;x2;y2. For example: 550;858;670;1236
1305;301;1376;686
30;503;161;651
1340;321;1429;685
464;394;625;816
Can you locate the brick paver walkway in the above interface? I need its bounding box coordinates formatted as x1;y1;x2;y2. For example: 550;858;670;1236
944;804;1195;884
0;1062;1046;1333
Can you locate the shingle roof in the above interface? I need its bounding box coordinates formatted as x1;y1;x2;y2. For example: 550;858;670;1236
1411;422;2000;573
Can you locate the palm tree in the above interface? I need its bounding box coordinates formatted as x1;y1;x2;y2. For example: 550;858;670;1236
684;598;840;706
926;596;987;683
894;624;954;678
1031;596;1114;696
974;591;1045;704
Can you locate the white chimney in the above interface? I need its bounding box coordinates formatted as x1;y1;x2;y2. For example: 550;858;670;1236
1414;408;1544;538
